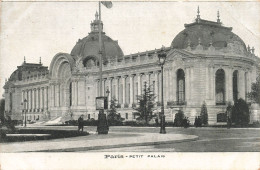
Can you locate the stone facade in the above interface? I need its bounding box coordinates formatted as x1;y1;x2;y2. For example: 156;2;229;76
3;11;260;125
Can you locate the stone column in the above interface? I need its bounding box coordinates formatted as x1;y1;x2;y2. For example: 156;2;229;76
172;68;177;102
21;90;24;104
122;75;127;107
154;71;159;102
114;77;118;101
185;67;190;102
205;66;209;100
74;81;78;106
26;90;29;110
35;88;39;111
138;73;142;96
102;79;105;97
190;67;194;102
44;87;48;109
38;88;40;110
129;74;134;106
212;68;216;103
145;73;150;87
210;66;214;100
108;78;112;108
238;70;245;100
32;89;35;111
226;68;233;103
95;80;99;98
248;71;252;94
51;84;55;107
168;68;173;101
40;88;43;110
163;68;168;104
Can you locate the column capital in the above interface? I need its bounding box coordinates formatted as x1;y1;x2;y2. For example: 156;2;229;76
129;74;136;78
155;70;161;74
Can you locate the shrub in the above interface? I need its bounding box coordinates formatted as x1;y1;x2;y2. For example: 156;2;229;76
200;101;208;125
173;110;185;127
231;98;250;126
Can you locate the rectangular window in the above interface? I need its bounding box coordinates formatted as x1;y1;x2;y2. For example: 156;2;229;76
125;113;128;119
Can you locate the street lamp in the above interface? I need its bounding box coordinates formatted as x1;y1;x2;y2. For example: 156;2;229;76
158;45;167;134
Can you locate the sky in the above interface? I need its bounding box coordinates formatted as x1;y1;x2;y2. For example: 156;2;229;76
0;1;260;96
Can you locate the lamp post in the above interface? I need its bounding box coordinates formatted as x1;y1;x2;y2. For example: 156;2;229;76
158;46;167;134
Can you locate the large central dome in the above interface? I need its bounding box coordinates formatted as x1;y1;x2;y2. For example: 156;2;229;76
71;12;124;61
171;15;247;54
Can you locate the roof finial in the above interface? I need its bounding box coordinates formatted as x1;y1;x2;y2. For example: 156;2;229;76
39;57;42;64
95;11;98;20
217;10;220;23
24;56;26;63
197;6;200;20
248;45;251;53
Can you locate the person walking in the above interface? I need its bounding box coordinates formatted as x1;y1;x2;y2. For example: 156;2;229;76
78;115;84;133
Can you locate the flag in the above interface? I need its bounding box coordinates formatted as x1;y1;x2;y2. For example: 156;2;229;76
101;1;113;8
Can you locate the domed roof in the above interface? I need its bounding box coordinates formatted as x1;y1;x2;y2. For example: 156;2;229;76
171;18;247;53
71;32;124;60
71;13;124;61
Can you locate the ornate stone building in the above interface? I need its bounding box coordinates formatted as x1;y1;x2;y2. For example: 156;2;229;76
4;10;260;124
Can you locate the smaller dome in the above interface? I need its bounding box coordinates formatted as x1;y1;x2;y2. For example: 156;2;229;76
171;19;247;54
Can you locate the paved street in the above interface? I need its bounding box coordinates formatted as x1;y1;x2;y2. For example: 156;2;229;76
3;126;260;152
90;126;260;152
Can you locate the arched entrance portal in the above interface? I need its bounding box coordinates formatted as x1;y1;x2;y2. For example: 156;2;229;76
58;62;72;107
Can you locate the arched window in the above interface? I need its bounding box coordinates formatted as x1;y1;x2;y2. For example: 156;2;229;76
233;70;238;102
177;69;185;104
216;69;225;105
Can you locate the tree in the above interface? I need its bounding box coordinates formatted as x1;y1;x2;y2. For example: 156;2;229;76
200;101;208;125
231;98;250;126
133;82;156;125
0;98;5;122
247;76;260;104
173;109;185;127
107;97;123;126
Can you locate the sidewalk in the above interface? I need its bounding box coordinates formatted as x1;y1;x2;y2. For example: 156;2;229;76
1;131;198;152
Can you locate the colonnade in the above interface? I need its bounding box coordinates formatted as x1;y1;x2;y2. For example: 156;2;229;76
94;68;190;108
22;86;48;112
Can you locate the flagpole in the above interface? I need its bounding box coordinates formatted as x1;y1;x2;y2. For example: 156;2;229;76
98;1;103;97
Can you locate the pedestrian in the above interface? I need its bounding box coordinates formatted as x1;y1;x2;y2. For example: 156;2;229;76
155;117;159;127
78;115;84;133
227;116;231;129
194;116;198;127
